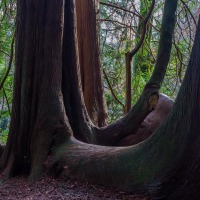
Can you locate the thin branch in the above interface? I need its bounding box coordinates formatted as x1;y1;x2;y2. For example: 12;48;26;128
129;0;155;59
100;1;142;19
102;68;125;109
0;32;15;91
0;49;10;57
125;0;155;113
180;0;197;27
0;93;5;119
3;87;10;116
100;1;160;33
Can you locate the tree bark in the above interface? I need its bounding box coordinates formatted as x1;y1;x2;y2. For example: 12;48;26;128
61;0;173;146
146;0;178;88
50;20;200;198
62;0;178;146
0;0;71;179
75;0;108;127
118;93;174;146
93;0;178;146
62;0;95;143
3;0;198;199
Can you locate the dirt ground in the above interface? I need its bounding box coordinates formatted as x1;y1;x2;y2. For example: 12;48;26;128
0;175;148;200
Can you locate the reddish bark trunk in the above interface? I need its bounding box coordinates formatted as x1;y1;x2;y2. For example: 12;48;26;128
75;0;108;127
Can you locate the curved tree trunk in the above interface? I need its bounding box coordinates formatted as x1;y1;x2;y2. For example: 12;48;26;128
62;0;178;146
146;0;178;88
92;0;178;146
0;0;178;175
2;0;196;199
118;93;174;146
50;21;200;198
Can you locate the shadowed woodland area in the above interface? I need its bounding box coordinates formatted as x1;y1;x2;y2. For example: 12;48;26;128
0;0;200;199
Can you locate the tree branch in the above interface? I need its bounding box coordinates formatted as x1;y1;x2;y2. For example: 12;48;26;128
125;0;155;113
129;0;155;59
146;0;178;89
103;68;125;109
100;1;142;19
0;33;15;91
180;0;197;27
3;87;11;116
100;1;160;33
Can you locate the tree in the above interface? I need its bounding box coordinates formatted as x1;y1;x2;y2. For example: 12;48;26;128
75;0;107;127
0;0;200;199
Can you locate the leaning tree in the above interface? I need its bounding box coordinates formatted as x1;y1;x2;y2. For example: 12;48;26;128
1;0;200;199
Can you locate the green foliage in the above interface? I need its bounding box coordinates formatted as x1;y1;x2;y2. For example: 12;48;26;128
100;0;199;123
0;0;16;143
0;129;8;143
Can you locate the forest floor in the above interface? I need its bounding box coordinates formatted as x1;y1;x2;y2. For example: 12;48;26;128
0;175;148;200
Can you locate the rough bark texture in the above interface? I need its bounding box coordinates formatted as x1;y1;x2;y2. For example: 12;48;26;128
118;93;174;146
146;0;178;89
0;0;178;173
62;0;95;143
0;0;71;179
3;0;198;199
50;18;200;199
76;0;108;127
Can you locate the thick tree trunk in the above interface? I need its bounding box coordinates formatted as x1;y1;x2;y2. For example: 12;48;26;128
0;144;4;157
95;90;159;145
75;0;108;127
61;0;177;149
0;0;71;179
3;0;197;199
62;0;95;143
50;20;200;198
0;0;178;178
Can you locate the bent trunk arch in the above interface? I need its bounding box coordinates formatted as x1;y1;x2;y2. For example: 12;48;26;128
61;0;178;146
51;19;200;198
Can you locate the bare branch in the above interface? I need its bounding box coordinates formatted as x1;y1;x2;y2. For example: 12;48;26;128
103;68;125;109
0;33;15;91
129;0;155;58
100;1;142;19
180;0;197;27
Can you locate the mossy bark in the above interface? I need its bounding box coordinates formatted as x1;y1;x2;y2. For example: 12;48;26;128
51;23;200;198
